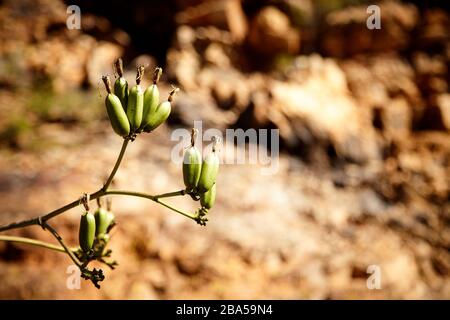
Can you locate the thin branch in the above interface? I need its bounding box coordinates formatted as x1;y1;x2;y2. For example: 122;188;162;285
0;217;40;233
155;198;198;221
0;135;198;246
0;189;105;233
42;221;82;268
0;187;194;234
154;189;186;199
104;189;155;200
103;138;129;191
104;190;197;221
0;235;68;253
0;138;130;233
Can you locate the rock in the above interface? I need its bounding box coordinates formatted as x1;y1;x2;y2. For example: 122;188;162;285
171;90;237;130
340;54;425;131
86;41;123;87
173;25;197;49
0;0;129;92
0;0;68;49
413;52;447;77
127;281;158;300
204;43;232;68
436;94;450;130
27;35;97;92
175;0;248;43
199;67;250;111
417;9;449;50
167;45;201;91
211;80;236;110
379;97;412;138
247;6;300;56
321;1;418;57
271;55;380;163
413;52;448;95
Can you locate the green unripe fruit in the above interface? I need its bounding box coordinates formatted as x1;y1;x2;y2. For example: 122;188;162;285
183;148;202;191
127;66;145;131
113;58;128;110
198;146;220;192
141;84;160;130
105;93;130;137
98;233;110;244
114;77;128;110
99;233;110;241
127;84;143;131
79;211;96;252
183;128;202;190
94;208;115;236
143;100;170;132
141;67;162;131
103;75;130;137
200;183;216;209
143;87;179;132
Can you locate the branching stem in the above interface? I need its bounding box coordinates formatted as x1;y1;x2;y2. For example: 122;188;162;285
0;235;68;253
42;221;83;268
103;138;129;191
104;190;196;221
0;138;200;255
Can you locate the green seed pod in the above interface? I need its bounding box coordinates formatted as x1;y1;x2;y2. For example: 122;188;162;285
140;67;162;131
79;211;96;252
127;66;145;131
98;233;110;244
183;129;202;191
143;87;179;132
114;77;128;110
200;183;216;209
94;207;115;236
197;137;220;192
113;58;128;109
102;76;130;137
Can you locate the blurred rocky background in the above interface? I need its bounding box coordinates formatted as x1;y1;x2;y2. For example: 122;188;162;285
0;0;449;299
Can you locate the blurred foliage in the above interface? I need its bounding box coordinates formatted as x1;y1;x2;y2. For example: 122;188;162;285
0;50;104;149
27;84;103;123
0;117;32;149
0;53;28;88
273;53;296;72
0;86;104;149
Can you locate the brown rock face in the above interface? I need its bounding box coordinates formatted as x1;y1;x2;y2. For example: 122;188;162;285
0;0;125;92
248;6;301;56
175;0;248;43
321;1;418;57
1;0;449;300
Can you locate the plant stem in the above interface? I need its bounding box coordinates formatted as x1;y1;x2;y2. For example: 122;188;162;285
0;189;105;233
0;188;195;234
42;221;82;268
0;135;199;255
103;189;155;200
0;138;130;233
104;190;197;220
0;235;68;253
154;190;186;199
155;198;197;220
103;138;129;191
